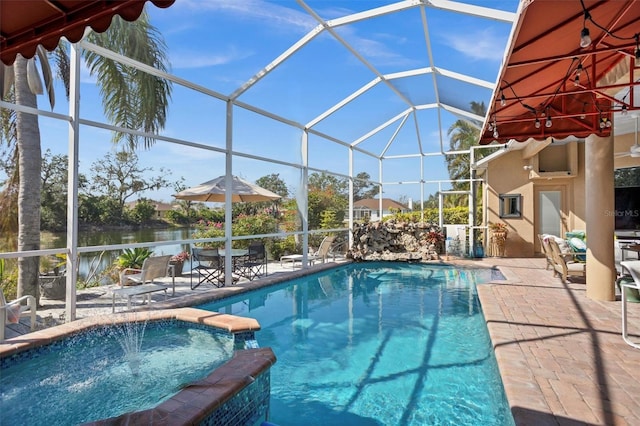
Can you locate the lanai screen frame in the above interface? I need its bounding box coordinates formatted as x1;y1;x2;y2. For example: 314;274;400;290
0;0;517;321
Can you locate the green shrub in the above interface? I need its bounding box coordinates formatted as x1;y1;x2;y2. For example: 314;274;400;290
115;247;153;270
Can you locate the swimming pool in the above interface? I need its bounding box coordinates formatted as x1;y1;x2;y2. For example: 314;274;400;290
200;262;514;426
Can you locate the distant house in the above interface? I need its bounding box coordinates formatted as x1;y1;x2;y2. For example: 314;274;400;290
125;200;178;219
352;198;409;221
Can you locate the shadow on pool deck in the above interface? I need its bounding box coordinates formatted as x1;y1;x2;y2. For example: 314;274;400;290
4;257;640;425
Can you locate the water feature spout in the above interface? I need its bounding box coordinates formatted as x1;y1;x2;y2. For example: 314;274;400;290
112;313;148;376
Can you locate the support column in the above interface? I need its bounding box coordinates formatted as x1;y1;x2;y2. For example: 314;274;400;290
585;132;616;301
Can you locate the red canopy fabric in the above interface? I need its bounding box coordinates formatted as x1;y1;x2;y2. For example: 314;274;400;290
0;0;175;66
479;0;640;145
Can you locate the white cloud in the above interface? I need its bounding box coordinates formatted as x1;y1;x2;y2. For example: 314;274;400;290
440;28;507;62
180;0;315;32
171;46;253;69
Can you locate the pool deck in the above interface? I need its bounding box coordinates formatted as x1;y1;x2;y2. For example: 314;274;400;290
3;257;640;425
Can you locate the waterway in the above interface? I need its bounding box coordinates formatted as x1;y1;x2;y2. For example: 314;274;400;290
41;227;194;281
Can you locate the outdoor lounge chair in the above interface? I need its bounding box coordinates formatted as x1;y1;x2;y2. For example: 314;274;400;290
113;255;175;312
538;234;554;270
620;260;640;349
1;288;36;341
548;238;586;283
280;236;336;267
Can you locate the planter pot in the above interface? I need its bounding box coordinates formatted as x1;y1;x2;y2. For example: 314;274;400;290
169;260;184;277
39;275;66;300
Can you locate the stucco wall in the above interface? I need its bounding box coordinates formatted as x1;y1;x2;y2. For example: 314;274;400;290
484;141;588;258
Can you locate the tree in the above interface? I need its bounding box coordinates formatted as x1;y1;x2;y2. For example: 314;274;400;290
41;150;69;231
446;101;487;192
86;151;172;222
256;173;289;198
353;172;378;201
0;10;172;299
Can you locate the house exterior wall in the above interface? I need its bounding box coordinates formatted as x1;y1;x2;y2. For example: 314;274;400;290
484;141;588;258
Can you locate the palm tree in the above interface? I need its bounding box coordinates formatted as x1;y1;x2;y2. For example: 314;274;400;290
446;101;487;193
0;9;172;300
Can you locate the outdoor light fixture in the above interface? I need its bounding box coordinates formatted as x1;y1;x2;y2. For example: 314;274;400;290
500;90;506;107
622;104;628;115
493;128;499;139
544;107;552;128
574;63;582;86
600;117;606;129
579;10;592;48
580;104;586;119
535;118;541;128
606;118;612;128
580;27;591;48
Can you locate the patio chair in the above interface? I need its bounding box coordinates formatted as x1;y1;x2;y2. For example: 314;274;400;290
537;234;554;270
238;242;267;281
190;248;224;289
548;238;586;283
114;255;175;312
620;260;640;349
1;288;36;341
280;236;336;267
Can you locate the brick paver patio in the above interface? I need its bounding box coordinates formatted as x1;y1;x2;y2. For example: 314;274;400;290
471;257;640;426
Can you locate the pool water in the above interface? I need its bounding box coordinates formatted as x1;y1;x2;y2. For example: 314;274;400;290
201;262;514;426
0;320;235;425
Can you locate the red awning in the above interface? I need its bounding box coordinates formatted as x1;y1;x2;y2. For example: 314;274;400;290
0;0;175;66
480;0;640;145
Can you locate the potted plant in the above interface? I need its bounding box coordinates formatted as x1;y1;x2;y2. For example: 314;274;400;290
169;251;190;277
115;247;153;270
488;223;508;257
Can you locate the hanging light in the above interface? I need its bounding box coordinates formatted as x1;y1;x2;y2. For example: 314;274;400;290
574;74;580;86
621;104;628;116
535;118;541;129
606;118;612;128
545;107;552;128
580;11;592;48
493;128;499;139
580;104;586;120
599;116;606;129
500;90;506;107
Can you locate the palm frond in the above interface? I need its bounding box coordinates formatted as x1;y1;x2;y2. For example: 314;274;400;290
26;58;44;95
84;9;172;151
36;46;55;109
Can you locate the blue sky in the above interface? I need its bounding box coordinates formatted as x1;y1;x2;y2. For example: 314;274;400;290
33;0;518;204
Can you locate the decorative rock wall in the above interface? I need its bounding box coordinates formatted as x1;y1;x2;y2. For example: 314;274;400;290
348;220;444;261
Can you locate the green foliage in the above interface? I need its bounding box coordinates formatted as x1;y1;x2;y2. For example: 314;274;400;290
85;151;172;219
79;195;123;225
191;220;225;248
115;247;153;270
0;258;18;300
320;209;341;230
126;198;156;223
233;213;277;248
385;206;470;224
255;173;289;198
165;209;190;224
41;150;70;231
266;236;298;260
